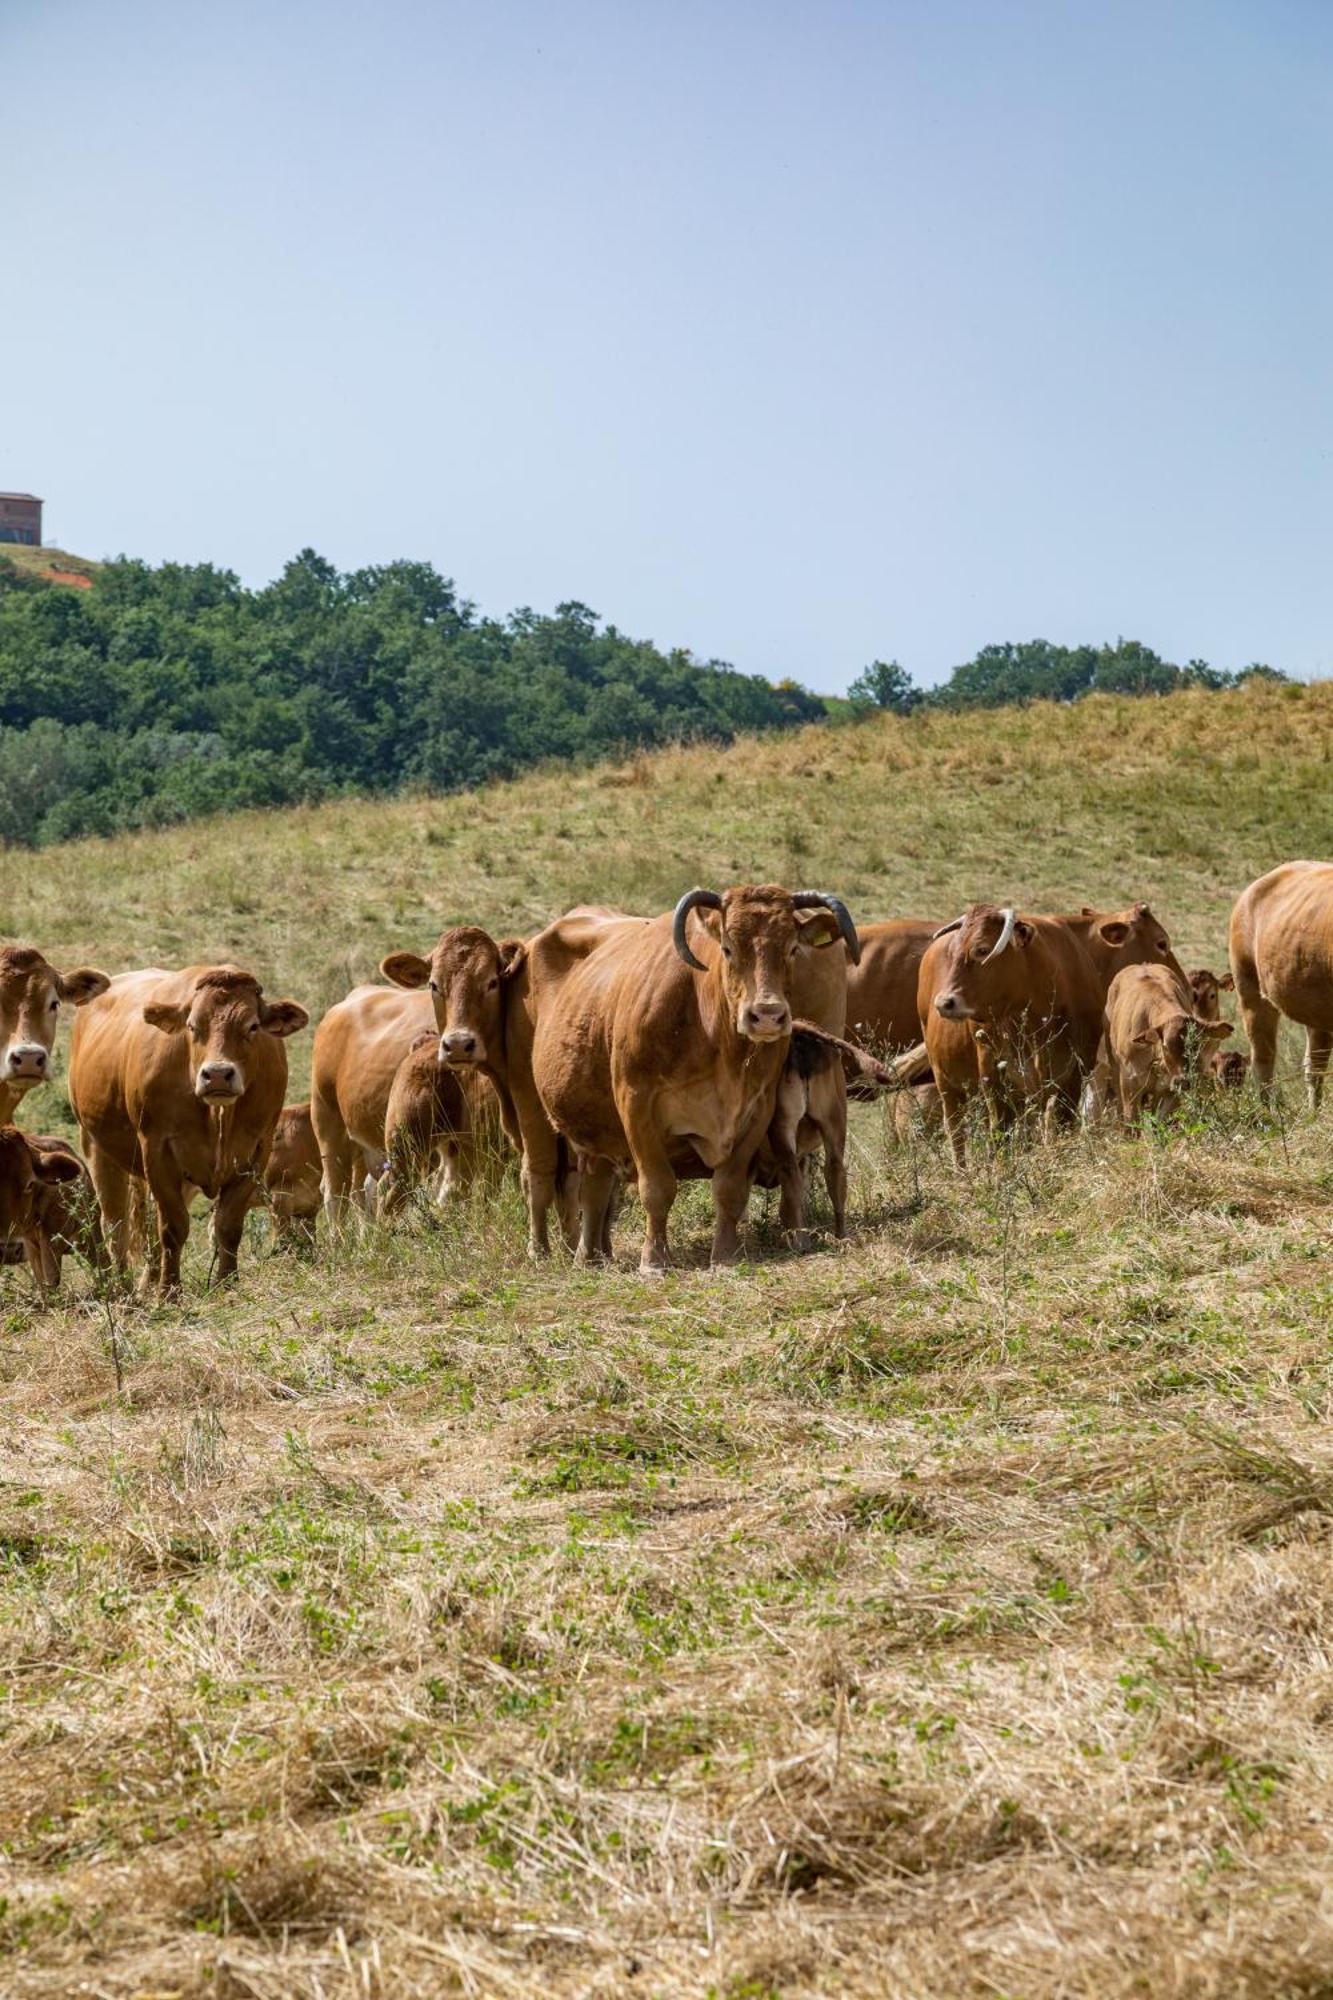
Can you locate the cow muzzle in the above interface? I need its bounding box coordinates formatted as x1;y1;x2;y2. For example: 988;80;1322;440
196;1061;243;1102
740;999;791;1042
440;1029;481;1065
4;1043;48;1082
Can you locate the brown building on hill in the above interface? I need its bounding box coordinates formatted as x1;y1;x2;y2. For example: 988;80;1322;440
0;493;43;545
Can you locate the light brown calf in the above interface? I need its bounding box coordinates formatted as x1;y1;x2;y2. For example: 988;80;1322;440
0;1127;101;1293
1104;963;1231;1120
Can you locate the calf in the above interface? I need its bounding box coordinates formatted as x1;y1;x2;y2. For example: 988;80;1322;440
69;965;308;1292
260;1103;324;1245
0;1127;102;1293
1104;963;1232;1120
379;1031;506;1215
1187;966;1235;1024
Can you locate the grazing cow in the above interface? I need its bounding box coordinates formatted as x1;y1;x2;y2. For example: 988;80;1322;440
1230;862;1333;1107
1187;966;1235;1024
507;885;858;1272
1206;1048;1250;1090
920;901;1184;1161
259;1103;324;1244
1104;964;1232;1120
0;1127;102;1293
69;966;308;1291
0;946;110;1124
379;1031;505;1215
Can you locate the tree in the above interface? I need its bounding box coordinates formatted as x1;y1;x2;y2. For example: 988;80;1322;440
847;659;920;713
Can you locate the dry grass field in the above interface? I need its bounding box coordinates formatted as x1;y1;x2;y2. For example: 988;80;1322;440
4;682;1333;1999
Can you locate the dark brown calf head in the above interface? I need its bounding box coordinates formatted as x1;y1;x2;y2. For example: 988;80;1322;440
1135;1011;1232;1088
0;945;109;1096
1207;1047;1249;1089
381;927;526;1068
673;885;859;1043
930;905;1038;1022
143;968;308;1103
1187;967;1235;1021
0;1126;83;1245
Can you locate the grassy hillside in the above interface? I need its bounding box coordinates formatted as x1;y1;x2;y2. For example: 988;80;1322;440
5;682;1333;1998
0;544;99;585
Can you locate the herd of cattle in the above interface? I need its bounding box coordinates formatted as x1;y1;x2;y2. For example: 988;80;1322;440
0;859;1330;1293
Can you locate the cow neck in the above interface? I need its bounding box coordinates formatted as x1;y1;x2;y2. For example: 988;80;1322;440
208;1099;237;1195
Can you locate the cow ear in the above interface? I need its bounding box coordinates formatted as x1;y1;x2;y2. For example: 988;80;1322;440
260;999;309;1039
56;967;110;1006
143;1001;188;1034
1014;919;1035;947
498;939;527;981
1219;972;1235;991
1131;1028;1161;1047
29;1144;82;1186
1200;1018;1233;1040
794;909;840;950
1099;920;1130;946
381;952;431;990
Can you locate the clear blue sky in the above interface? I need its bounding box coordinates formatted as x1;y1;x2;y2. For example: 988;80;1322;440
3;0;1329;690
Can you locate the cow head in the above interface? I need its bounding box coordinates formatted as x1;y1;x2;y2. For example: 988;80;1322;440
930;905;1037;1022
0;945;109;1097
143;968;308;1103
672;885;859;1043
1135;1011;1232;1089
1208;1047;1249;1089
381;927;525;1068
1079;902;1180;981
1187;967;1234;1022
0;1126;83;1245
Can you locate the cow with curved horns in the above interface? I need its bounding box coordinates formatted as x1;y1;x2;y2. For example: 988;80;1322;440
69;965;308;1291
506;885;858;1271
0;946;110;1124
919;900;1185;1161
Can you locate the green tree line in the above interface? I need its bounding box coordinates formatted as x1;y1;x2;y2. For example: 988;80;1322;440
0;549;1290;847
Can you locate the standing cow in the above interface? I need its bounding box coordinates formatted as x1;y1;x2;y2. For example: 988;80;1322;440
506;885;857;1272
1230;861;1333;1107
0;945;110;1124
919;901;1184;1161
69;965;308;1291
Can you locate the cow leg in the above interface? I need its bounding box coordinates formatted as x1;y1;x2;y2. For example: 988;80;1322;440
144;1155;190;1295
625;1124;677;1274
84;1141;134;1275
1305;1026;1332;1113
710;1152;755;1267
576;1157;618;1264
821;1121;848;1239
210;1177;254;1284
1233;952;1280;1095
938;1084;968;1167
312;1089;359;1230
23;1231;59;1298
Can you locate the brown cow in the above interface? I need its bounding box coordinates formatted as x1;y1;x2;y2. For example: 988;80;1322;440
0;1128;102;1293
380;917;618;1254
507;886;858;1272
0;946;110;1124
379;1031;506;1215
316;926;523;1222
920;901;1184;1161
1104;963;1232;1120
846;919;940;1058
69;966;308;1291
1231;862;1333;1106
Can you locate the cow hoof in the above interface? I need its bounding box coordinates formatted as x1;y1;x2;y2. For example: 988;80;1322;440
638;1257;668;1277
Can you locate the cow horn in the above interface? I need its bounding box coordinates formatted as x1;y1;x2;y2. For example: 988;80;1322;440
931;916;965;940
792;891;861;964
672;888;722;971
981;906;1017;964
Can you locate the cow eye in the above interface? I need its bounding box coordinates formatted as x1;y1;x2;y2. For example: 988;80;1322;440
429;980;438;993
189;1020;203;1040
248;1021;260;1035
48;997;59;1012
487;976;499;991
722;943;733;961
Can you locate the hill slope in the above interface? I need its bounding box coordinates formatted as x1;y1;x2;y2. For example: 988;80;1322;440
0;542;99;585
5;682;1333;1999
